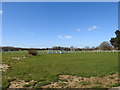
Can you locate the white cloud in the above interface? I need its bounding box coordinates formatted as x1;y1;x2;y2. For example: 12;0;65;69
58;35;73;39
88;25;98;31
0;10;3;14
64;36;72;38
58;35;64;39
76;28;81;32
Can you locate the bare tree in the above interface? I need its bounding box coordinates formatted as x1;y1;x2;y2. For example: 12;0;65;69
84;46;90;49
98;41;112;50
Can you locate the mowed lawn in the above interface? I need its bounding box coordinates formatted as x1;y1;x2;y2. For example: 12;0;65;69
2;51;118;88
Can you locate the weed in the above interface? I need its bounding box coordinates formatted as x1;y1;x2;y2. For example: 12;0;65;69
109;72;116;75
94;81;102;84
109;76;115;79
109;83;120;87
7;78;16;82
23;82;36;87
79;81;90;85
60;79;68;82
37;81;51;86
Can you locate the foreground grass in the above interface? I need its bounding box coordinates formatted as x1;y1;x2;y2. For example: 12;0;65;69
2;52;118;88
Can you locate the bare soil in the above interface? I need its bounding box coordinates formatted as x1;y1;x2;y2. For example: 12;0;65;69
42;73;119;88
9;79;37;88
0;64;10;72
10;56;27;62
7;73;119;88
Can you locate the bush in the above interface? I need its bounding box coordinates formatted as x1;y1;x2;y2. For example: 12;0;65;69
28;49;38;56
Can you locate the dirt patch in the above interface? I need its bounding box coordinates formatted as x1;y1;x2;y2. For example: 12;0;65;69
1;56;27;72
9;79;36;88
11;56;27;62
109;86;120;90
6;73;119;88
0;64;10;72
9;79;29;88
42;73;119;88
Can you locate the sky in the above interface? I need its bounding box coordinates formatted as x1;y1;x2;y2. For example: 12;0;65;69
2;2;118;48
1;0;120;2
0;2;2;45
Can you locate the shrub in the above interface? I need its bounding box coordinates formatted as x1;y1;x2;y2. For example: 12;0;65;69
28;49;38;56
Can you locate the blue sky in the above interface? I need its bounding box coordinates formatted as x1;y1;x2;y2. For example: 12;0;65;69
2;2;118;48
0;2;2;45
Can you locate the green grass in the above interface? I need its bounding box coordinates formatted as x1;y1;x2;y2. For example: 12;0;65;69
2;51;118;88
109;83;120;87
2;51;28;65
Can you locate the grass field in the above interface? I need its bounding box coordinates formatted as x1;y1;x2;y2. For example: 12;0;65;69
2;51;119;88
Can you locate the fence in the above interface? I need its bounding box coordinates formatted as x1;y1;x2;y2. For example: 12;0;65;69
38;50;120;54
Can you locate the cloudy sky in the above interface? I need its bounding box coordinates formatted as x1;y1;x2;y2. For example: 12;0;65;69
2;2;118;48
